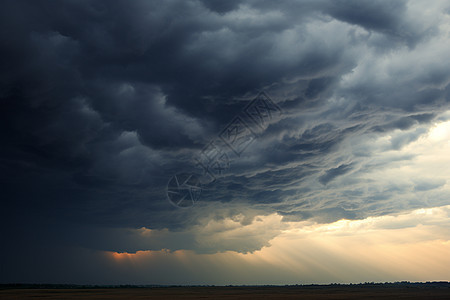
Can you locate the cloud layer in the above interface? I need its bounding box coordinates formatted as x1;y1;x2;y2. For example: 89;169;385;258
1;0;450;283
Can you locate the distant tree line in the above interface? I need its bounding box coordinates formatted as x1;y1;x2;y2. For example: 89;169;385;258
1;281;449;289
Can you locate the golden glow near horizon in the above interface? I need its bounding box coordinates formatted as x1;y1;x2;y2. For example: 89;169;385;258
105;115;450;284
106;204;450;284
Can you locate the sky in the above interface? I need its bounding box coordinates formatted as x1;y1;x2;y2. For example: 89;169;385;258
1;0;450;285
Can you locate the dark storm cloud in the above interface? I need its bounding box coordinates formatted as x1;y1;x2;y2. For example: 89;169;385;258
319;163;354;185
1;0;450;260
324;0;428;47
200;0;242;14
372;113;436;132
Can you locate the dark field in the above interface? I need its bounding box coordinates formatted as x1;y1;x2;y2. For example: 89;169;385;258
1;284;450;300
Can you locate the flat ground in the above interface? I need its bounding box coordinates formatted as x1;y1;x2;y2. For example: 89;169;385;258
1;286;450;300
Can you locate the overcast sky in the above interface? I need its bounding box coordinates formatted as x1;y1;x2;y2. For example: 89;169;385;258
1;0;450;285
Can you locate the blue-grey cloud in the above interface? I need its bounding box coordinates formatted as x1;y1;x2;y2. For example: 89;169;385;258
1;0;450;268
